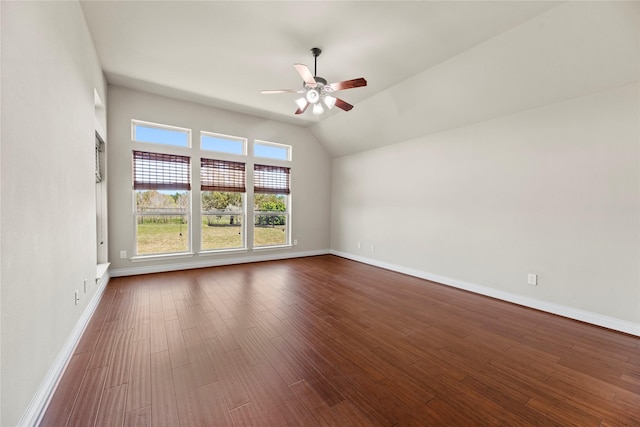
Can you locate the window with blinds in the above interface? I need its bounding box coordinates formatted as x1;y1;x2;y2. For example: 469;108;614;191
201;159;246;192
129;118;293;254
253;164;290;247
200;159;246;251
133;150;191;190
254;164;290;195
132;150;191;256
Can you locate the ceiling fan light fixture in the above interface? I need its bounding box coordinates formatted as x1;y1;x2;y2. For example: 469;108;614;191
295;97;307;110
312;103;324;115
323;95;336;109
306;88;320;104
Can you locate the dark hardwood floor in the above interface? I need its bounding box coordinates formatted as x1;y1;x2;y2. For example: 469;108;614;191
41;255;640;426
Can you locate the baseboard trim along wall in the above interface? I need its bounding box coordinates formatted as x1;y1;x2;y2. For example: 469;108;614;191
18;273;111;427
330;250;640;337
110;249;330;277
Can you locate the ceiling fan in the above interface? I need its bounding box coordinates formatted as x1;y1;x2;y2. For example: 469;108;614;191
261;47;367;115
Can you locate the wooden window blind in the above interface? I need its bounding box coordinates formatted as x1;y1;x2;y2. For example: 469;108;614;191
133;150;191;190
201;158;246;192
254;164;290;195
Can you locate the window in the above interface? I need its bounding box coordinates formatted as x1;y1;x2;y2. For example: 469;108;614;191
254;140;291;161
133;151;191;255
254;164;290;247
201;132;246;155
132;120;190;147
201;159;246;251
129;120;294;257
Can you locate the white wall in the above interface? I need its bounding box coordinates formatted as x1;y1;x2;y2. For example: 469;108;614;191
0;1;107;425
107;86;331;275
332;84;639;331
330;1;640;334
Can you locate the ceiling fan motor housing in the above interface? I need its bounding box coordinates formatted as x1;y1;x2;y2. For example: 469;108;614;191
304;76;329;104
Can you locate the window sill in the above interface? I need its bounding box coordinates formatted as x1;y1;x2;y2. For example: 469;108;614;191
130;252;195;263
96;262;110;283
253;244;292;252
198;248;249;257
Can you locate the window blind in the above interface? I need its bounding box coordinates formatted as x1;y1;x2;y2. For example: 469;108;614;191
254;164;290;195
201;158;246;192
133;150;191;190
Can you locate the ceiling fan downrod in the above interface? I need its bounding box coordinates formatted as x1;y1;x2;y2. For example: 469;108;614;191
311;47;321;77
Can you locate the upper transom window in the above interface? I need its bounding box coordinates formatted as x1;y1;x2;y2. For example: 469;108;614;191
254;140;291;161
201;132;246;155
132;120;190;148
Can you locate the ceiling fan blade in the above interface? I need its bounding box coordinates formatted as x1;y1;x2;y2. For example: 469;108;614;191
329;78;367;92
334;98;354;112
261;89;302;94
294;101;309;115
294;64;317;88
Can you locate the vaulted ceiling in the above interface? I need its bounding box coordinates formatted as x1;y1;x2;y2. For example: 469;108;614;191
80;1;638;157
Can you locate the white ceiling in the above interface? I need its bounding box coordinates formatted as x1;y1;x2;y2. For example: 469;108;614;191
80;1;638;157
80;1;559;125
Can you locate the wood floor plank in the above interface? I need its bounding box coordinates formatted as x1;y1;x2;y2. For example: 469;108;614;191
161;289;178;322
150;351;180;427
127;338;151;412
40;352;92;426
66;366;108;427
124;405;152;427
95;384;127;427
88;320;118;369
105;328;134;388
43;255;640;426
205;309;240;352
217;348;254;410
165;319;189;369
172;364;208;426
149;311;168;354
197;382;234;427
149;284;164;314
132;303;150;341
181;327;218;387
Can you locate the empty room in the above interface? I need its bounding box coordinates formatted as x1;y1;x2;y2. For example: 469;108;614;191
1;1;639;426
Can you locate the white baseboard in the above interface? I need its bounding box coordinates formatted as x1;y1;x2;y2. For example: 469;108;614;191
110;249;330;277
330;250;640;337
18;272;111;427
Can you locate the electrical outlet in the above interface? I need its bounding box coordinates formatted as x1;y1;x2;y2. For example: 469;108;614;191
120;250;127;259
370;244;375;252
528;273;538;286
293;239;298;246
357;242;361;249
74;290;79;305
